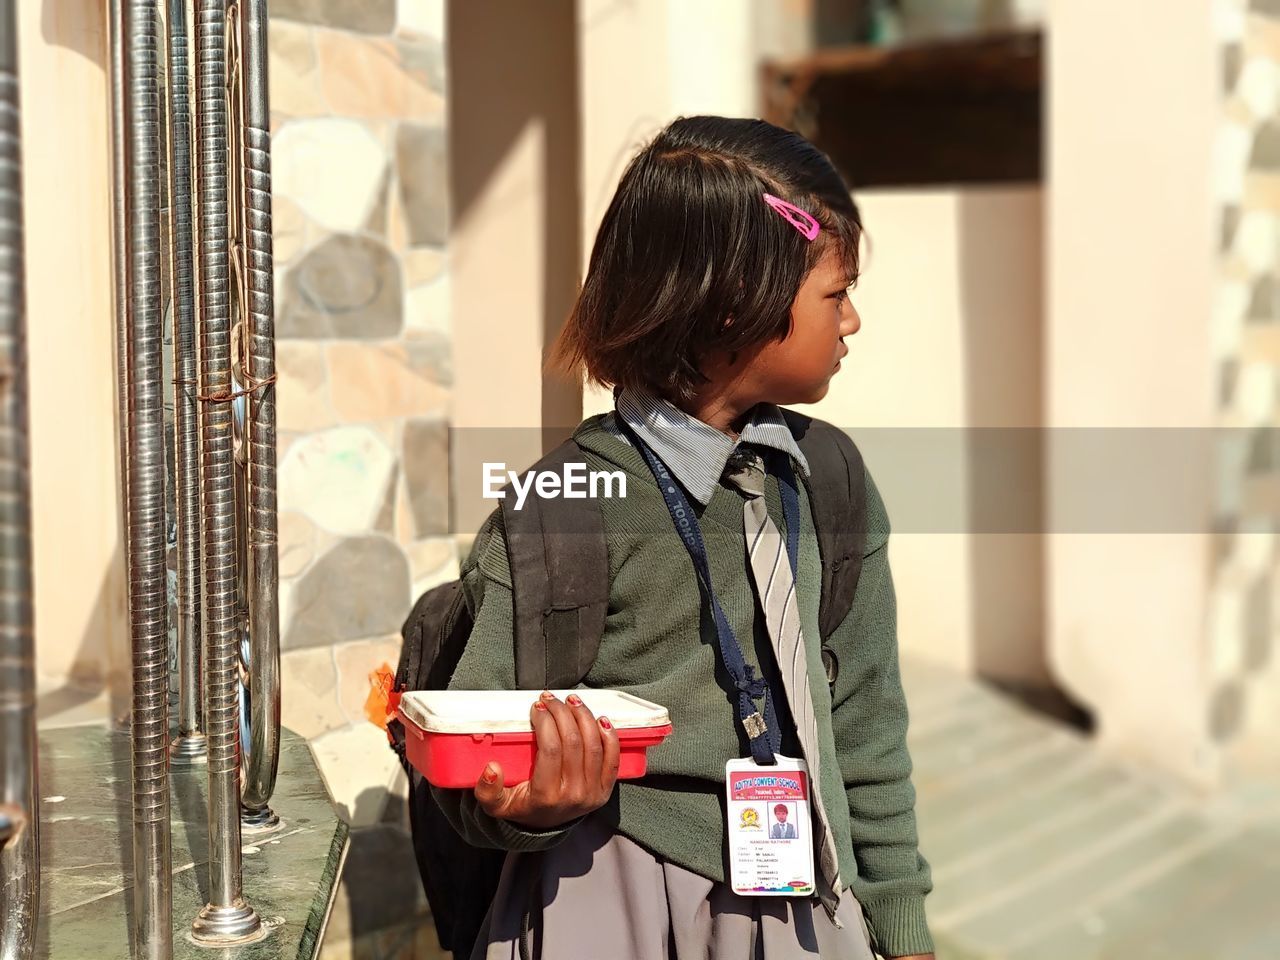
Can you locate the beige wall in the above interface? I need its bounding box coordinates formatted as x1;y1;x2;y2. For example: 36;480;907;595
1046;0;1219;784
20;0;129;703
578;0;762;422
795;188;1047;686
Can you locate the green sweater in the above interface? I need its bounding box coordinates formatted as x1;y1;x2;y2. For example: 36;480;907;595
434;412;935;957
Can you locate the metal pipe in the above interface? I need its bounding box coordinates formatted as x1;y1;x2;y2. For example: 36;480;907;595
191;0;260;942
122;0;174;956
220;4;261;825
166;0;206;764
237;0;279;819
0;2;40;956
183;0;207;742
109;0;131;646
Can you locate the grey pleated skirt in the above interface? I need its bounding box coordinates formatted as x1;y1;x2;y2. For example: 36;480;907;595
472;815;879;960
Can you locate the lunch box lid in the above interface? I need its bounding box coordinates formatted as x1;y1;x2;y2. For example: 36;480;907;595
398;689;671;735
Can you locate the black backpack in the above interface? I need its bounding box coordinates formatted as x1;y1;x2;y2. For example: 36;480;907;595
388;410;868;960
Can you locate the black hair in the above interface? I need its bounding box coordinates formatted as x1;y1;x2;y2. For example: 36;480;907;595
547;115;861;405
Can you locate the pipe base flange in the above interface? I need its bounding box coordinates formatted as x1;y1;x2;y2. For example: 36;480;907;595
240;804;281;834
169;733;208;764
191;900;265;945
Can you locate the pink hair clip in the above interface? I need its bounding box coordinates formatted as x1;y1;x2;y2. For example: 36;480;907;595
762;193;820;242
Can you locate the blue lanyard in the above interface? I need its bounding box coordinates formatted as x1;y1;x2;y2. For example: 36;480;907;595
617;417;803;766
775;449;801;581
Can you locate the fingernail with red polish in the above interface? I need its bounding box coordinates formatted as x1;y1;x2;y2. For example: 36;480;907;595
567;694;583;707
599;716;613;730
540;690;555;701
533;700;548;712
482;764;498;784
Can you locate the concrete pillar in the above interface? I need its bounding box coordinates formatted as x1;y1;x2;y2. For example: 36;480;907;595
813;189;1047;689
20;0;131;704
1046;0;1219;786
448;0;582;535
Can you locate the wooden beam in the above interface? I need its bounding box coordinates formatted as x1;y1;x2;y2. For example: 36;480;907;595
762;31;1043;189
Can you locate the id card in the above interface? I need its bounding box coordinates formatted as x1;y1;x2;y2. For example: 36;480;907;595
725;756;816;896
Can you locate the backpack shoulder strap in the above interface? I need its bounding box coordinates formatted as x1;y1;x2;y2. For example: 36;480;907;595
780;408;867;641
500;438;609;690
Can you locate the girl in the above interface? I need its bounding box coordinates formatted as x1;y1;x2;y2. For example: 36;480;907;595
435;116;935;960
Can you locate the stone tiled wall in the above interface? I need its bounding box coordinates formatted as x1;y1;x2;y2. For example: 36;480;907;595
1211;0;1280;764
269;0;455;829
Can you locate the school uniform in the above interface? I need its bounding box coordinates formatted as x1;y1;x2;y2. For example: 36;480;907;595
435;386;934;959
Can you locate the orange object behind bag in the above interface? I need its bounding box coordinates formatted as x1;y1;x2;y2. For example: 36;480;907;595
366;662;402;741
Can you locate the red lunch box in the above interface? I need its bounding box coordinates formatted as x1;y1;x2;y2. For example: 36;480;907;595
397;689;674;789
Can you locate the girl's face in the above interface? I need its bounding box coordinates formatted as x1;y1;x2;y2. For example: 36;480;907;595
737;245;861;406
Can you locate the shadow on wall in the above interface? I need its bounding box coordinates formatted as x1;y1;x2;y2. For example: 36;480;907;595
41;0;107;66
447;0;583;449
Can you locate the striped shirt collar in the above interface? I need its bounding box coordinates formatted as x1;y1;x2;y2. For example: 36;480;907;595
610;386;811;506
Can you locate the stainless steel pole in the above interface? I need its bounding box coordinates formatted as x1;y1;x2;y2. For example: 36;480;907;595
109;0;131;622
191;0;260;942
237;0;279;823
122;0;174;955
166;0;206;765
0;3;39;956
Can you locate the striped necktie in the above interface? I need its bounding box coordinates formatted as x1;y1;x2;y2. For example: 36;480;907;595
723;445;843;912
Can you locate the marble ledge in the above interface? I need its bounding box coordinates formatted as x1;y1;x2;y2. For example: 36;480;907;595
34;726;349;960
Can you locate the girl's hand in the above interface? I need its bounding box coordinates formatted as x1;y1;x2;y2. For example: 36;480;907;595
473;691;621;830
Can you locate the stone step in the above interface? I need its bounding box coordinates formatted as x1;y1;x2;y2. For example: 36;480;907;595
899;656;1280;960
1007;829;1277;960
